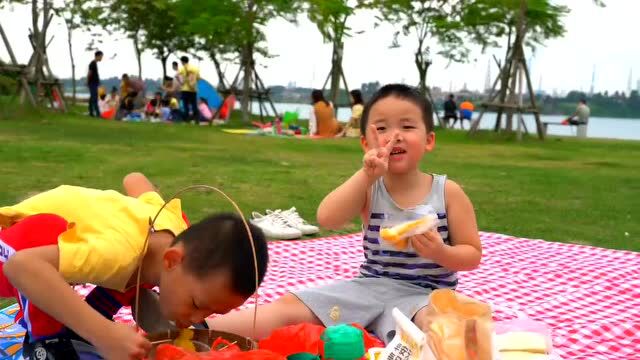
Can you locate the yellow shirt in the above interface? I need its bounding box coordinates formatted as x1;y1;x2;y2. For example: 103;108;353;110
179;64;200;92
120;81;129;98
0;186;188;292
169;97;179;109
349;104;364;129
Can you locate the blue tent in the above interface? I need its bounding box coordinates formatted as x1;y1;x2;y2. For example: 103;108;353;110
197;79;223;109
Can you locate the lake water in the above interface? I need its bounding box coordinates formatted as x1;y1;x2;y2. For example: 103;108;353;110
243;101;640;141
73;92;640;141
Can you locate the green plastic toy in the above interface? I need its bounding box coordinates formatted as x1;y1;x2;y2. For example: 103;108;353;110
321;324;365;360
287;353;321;360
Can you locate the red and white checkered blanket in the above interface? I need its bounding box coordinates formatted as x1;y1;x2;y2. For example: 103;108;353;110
76;232;640;359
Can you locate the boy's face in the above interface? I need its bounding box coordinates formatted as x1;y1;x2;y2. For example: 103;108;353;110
158;245;247;328
361;96;435;174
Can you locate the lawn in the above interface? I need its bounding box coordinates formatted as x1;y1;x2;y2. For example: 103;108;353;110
0;106;639;308
1;106;638;254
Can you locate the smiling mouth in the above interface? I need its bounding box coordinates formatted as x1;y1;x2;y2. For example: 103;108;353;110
390;148;406;155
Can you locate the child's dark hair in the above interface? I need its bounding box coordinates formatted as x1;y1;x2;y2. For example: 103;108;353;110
360;84;434;135
172;213;268;296
311;89;329;106
161;99;170;107
350;89;364;106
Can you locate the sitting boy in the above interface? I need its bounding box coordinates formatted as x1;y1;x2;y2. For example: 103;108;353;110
0;172;268;359
207;84;481;344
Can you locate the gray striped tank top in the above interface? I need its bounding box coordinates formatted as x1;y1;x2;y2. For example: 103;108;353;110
359;174;458;289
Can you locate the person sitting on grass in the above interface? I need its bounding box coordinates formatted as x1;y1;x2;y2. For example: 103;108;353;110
206;84;482;345
310;89;343;137
198;97;213;123
160;98;172;122
0;172;268;360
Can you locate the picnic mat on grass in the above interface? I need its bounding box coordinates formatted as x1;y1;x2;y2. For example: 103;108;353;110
1;232;638;359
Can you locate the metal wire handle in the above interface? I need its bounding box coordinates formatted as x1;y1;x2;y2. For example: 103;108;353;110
134;185;259;340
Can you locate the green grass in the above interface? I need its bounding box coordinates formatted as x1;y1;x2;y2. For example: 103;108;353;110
1;106;639;308
0;106;639;255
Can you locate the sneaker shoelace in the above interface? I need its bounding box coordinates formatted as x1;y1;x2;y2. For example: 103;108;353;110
265;211;291;229
281;208;307;225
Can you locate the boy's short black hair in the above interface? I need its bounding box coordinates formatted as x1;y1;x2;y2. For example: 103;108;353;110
360;84;434;135
180;56;189;64
172;61;179;67
172;213;268;297
111;86;118;93
95;50;103;57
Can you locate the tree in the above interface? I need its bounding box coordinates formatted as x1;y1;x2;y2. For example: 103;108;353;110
307;0;356;109
177;0;243;89
459;0;568;52
366;0;467;96
54;0;88;105
176;0;301;122
141;0;193;78
88;0;150;78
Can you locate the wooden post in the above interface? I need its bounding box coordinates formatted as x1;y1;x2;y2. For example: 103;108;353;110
520;45;544;140
0;23;18;65
1;23;37;107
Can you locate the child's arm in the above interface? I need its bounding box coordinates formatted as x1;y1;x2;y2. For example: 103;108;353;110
410;180;482;271
317;126;399;229
317;169;374;230
123;172;156;197
3;245;151;359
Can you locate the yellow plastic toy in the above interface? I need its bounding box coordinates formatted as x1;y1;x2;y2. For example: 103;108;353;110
173;329;196;352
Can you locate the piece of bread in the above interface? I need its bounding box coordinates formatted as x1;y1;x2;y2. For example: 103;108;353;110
496;331;549;354
379;215;437;250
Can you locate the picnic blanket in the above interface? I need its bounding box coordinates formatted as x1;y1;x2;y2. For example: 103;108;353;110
1;232;638;359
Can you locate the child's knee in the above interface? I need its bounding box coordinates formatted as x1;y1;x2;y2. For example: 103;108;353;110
275;293;319;324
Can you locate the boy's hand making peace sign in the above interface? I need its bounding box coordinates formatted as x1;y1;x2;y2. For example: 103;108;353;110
363;125;399;180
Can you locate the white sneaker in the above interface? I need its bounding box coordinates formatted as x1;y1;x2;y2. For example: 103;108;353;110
268;207;319;235
250;211;302;240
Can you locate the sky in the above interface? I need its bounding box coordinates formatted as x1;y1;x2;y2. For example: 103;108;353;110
1;1;639;95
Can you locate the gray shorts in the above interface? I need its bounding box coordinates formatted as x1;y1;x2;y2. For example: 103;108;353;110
292;276;432;344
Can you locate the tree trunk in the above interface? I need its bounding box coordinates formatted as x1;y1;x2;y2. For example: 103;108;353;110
65;19;77;105
133;32;142;79
240;43;254;123
416;56;428;96
329;39;343;112
160;53;169;79
415;37;428;96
